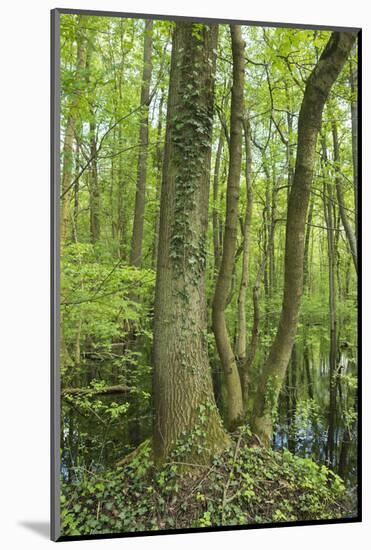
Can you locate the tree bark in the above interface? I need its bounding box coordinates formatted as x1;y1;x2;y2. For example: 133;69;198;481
116;123;127;257
60;17;86;243
322;137;338;466
212;128;225;275
236;115;253;403
269;158;277;294
263;168;271;301
245;217;275;375
89;117;100;243
332;121;357;273
116;22;132;258
349;61;358;239
287;344;298;453
251;31;357;446
303;198;314;290
152;86;165;268
212;25;245;428
285;82;295;193
130;20;153;267
72;138;80;242
153;22;229;463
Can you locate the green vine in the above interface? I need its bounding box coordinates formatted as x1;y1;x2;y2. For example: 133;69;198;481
169;25;214;284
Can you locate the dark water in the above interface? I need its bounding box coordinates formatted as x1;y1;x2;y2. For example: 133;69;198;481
61;331;358;493
273;349;358;488
61;390;153;482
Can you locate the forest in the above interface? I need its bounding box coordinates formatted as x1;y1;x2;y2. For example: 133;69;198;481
58;13;359;536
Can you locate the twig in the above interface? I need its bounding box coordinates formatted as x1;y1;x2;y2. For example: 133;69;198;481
221;435;242;523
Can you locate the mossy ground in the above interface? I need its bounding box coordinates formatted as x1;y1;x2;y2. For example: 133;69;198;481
61;432;354;536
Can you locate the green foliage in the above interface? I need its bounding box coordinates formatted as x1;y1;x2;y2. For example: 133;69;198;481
168;25;215;281
61;434;351;536
61;242;154;366
59;13;359;533
61;242;155;472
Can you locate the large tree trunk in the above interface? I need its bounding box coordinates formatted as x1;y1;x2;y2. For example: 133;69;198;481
251;31;357;447
332;121;357;273
130;20;153;267
153;22;229;464
212;25;245;428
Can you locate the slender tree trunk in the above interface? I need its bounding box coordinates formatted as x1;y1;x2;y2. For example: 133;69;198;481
244;217;275;376
303;198;314;290
269;158;277;294
338;398;356;479
322;138;338;466
61;18;86;243
334;213;343;298
117;124;127;258
72;138;80;242
114;25;131;257
60;19;86;370
83;33;100;244
349;61;358;239
263;172;271;301
304;340;314;400
152;86;165;268
345;256;352;296
332;121;357;273
212;81;229;276
338;424;351;479
89;118;100;243
125;22;154;443
251;31;357;446
153;22;229;463
212;25;245;428
287;343;298;453
130;20;153;267
285;81;295;197
260;157;272;333
236;116;253;404
212;128;225;275
110;140;117;241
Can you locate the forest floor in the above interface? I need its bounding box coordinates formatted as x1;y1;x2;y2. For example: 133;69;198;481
61;430;355;536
